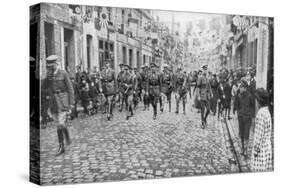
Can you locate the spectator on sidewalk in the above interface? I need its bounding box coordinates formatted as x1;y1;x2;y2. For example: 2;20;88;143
250;88;273;172
236;79;255;158
231;79;240;115
224;77;233;120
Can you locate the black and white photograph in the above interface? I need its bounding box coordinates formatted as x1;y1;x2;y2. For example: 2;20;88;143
29;2;274;185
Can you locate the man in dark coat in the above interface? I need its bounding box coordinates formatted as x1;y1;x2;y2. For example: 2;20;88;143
80;74;90;116
224;77;233;119
88;72;102;115
42;55;74;156
236;79;255;157
209;74;219;115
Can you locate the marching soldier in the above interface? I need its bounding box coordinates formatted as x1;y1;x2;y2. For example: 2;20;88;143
161;64;173;112
101;60;116;120
119;65;135;120
197;64;212;129
174;67;187;114
117;63;125;112
140;64;150;111
42;55;74;156
147;63;162;120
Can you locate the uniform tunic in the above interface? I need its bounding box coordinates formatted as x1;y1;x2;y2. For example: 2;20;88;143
175;73;187;97
147;72;162;97
42;68;74;124
101;68;116;96
250;107;273;172
197;76;211;101
162;72;173;95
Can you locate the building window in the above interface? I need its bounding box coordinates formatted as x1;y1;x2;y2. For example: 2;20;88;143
136;51;140;69
86;35;93;71
99;39;114;70
143;55;146;65
129;49;133;67
122;46;127;65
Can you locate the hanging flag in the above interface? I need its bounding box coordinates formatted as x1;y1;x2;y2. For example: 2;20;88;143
69;5;81;14
99;7;109;29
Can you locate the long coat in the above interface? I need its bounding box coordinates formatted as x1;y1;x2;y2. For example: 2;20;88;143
236;90;254;139
250;107;273;172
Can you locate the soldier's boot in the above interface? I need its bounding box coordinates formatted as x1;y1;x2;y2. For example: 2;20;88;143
175;101;179;114
204;109;210;127
63;127;71;146
110;103;114;118
56;127;65;156
119;98;124;112
183;102;186;115
153;110;157;120
168;101;171;112
159;98;163;112
130;105;134;116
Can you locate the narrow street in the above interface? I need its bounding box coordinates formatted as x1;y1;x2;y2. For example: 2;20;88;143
39;95;246;185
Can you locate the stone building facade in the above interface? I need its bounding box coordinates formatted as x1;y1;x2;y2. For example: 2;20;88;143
30;3;159;78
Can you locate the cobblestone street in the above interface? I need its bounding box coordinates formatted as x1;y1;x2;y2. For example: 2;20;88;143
39;96;246;185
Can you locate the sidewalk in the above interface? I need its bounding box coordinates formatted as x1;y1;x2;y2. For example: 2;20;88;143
225;114;255;172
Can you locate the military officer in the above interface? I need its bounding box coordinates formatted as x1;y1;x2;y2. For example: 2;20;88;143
42;55;74;156
101;60;116;120
161;64;173;112
197;64;212;129
147;63;162;120
140;64;150;111
174;66;187;114
119;65;135;120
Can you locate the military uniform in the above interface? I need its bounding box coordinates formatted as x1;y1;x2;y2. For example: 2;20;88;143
197;65;212;128
101;62;116;120
174;68;187;114
161;66;173;112
147;63;162;120
140;66;150;110
119;65;135;120
42;55;74;156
